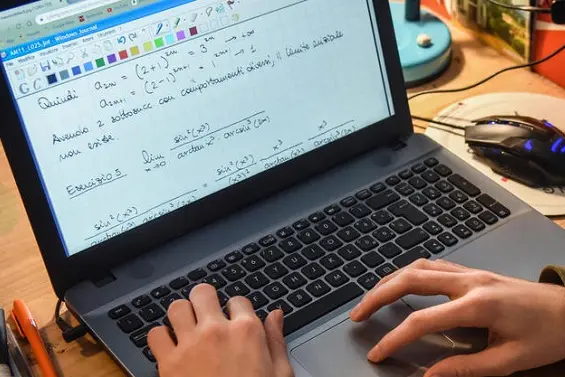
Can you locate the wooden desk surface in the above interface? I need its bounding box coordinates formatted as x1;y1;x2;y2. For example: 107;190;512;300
1;23;564;377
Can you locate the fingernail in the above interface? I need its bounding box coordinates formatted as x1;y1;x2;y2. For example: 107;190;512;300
351;303;361;317
276;309;284;326
367;347;383;363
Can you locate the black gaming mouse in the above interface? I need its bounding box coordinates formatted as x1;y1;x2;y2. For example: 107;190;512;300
465;115;565;188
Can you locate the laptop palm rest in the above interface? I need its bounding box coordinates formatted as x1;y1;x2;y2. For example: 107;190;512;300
290;301;454;377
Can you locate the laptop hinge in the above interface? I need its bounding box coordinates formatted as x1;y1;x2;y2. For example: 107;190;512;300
390;139;408;151
92;272;117;288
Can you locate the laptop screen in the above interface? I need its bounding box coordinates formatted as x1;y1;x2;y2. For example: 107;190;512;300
0;0;394;257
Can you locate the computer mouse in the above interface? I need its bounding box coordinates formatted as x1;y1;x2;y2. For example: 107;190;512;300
464;115;565;188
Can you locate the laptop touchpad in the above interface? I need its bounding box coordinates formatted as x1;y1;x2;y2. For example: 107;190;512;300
290;301;453;377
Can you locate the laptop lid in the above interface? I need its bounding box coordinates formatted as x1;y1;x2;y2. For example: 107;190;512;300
0;0;412;298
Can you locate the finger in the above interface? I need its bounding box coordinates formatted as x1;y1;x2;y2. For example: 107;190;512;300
147;326;175;361
226;296;255;319
167;299;196;339
189;283;225;322
424;343;520;377
264;310;294;377
376;259;470;289
351;270;464;321
367;299;487;363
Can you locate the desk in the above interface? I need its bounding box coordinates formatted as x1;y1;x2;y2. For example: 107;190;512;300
0;23;564;377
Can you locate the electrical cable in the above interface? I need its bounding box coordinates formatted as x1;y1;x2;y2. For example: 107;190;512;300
411;115;467;130
484;0;551;13
55;300;87;343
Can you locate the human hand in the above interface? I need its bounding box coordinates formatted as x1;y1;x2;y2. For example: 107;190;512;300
349;259;565;377
148;284;294;377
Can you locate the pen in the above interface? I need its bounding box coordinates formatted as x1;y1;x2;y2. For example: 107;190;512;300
11;301;57;377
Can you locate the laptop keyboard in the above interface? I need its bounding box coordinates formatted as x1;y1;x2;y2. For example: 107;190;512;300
106;157;512;363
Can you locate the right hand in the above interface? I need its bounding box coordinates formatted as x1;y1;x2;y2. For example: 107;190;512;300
350;259;565;377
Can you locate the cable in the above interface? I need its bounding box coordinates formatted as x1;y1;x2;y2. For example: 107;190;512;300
484;0;551;13
55;300;88;343
411;115;467;130
408;41;565;101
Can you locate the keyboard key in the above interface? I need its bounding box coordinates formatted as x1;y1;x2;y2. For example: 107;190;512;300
160;293;182;310
466;218;486;232
424;239;445;254
424;157;439;167
409;193;429;206
315;220;338;236
395;183;415;196
422;186;442;200
297;228;321;244
181;284;197;298
217;291;229;306
451;207;471;221
241;255;266;272
170;276;190;290
255;310;269;322
399;169;414;179
343;261;368;278
423;203;443;217
207;259;226;272
388;200;428;226
437;197;456;210
367;190;401;211
453;225;473;239
325;270;350;287
358;272;380;290
337;226;361;242
341;196;358;207
284;282;363;336
423;221;443;235
283;253;308;270
354;218;378;234
338;245;362;261
130;323;160;347
259;235;277;247
267;300;294;315
320;235;343;251
306;280;331;297
308;212;326;223
151;286;171;299
276;227;295;239
464;200;483;214
448;174;481;197
221;264;246;281
449;190;469;204
350;203;372;219
143;347;156;362
373;226;396;242
293;219;310;231
421;170;440;183
412;163;427;173
396;228;430;250
187;268;207;281
302;263;326;280
320;254;344;270
203;274;227;289
435;180;454;193
301;244;325;260
356;189;372;200
225;281;251;297
264;282;289;300
438;232;458;246
370;182;386;193
247;291;269;310
371;210;394;225
477;194;496;208
261;246;284;262
245;272;270;289
378;242;403;258
109;305;131;320
287;290;313;308
491;203;511;218
438;214;457;227
333;212;355;227
386;176;401;186
132;295;151;309
434;164;453;177
393;246;431;268
361;251;385;268
479;211;498;225
355;235;379;251
242;243;261;255
139;303;165;322
324;204;342;215
408;176;427;189
376;263;397;278
283;272;307;289
264;262;289;279
390;218;412;234
225;251;243;264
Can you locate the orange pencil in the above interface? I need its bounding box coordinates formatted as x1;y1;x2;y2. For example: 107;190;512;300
12;300;57;377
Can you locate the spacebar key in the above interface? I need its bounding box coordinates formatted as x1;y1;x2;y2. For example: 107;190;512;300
283;282;364;336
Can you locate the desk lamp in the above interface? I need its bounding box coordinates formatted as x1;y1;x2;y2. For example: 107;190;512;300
390;0;453;87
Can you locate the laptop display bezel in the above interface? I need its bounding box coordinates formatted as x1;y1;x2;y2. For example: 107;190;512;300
0;0;413;298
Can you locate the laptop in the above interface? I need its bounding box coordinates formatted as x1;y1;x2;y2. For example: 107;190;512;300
2;0;565;376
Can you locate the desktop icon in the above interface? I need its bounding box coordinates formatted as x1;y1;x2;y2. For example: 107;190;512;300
40;60;51;72
14;69;25;81
27;64;38;76
79;15;85;22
